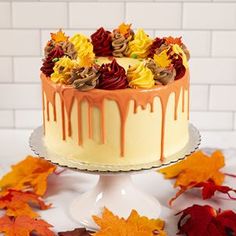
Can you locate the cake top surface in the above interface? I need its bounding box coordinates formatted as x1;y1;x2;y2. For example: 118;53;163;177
40;23;190;91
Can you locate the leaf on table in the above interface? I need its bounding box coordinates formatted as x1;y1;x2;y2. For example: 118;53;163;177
0;156;56;196
93;207;167;236
58;228;94;236
195;181;236;200
0;189;51;218
0;215;55;236
177;204;236;236
159;150;226;205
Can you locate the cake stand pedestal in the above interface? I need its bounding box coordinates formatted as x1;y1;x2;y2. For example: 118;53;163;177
29;124;200;230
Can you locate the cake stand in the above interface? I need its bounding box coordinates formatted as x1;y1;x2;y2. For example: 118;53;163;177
29;124;201;230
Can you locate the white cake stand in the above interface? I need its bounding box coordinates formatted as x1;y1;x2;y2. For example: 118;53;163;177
29;124;200;230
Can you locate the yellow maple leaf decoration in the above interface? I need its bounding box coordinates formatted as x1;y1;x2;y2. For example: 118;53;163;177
51;29;69;43
153;49;171;68
0;156;56;196
159;150;225;205
117;23;132;37
93;208;166;236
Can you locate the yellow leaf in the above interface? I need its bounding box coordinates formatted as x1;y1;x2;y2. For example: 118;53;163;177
51;29;69;43
159;150;225;205
0;156;56;196
93;208;166;236
153;50;171;68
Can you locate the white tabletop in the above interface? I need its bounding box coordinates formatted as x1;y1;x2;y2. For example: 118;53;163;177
0;147;236;235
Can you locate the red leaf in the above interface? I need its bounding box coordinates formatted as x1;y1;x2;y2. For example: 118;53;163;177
177;204;236;236
196;181;236;200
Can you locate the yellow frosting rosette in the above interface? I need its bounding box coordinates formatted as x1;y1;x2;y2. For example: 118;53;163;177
51;57;77;84
127;62;155;89
128;29;152;59
69;34;95;67
171;44;188;68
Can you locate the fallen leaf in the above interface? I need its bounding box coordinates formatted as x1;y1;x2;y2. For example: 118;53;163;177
0;156;56;196
93;207;166;236
177;204;236;236
164;36;182;46
195;181;236;200
51;29;69;43
0;215;55;236
0;190;51;218
159;150;225;205
58;228;94;236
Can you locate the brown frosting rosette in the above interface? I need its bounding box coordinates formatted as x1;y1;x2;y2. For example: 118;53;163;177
98;59;128;90
111;32;130;57
146;59;176;85
69;66;100;92
91;27;112;56
44;40;77;60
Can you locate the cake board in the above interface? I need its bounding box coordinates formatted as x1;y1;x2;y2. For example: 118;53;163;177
29;124;201;230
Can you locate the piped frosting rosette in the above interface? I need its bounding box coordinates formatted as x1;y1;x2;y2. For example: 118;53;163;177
127;29;152;59
40;24;191;91
70;34;95;67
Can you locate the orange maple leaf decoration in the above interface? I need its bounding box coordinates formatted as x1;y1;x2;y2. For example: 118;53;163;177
0;215;55;236
164;36;182;46
51;29;69;43
117;23;132;37
93;208;166;236
0;190;51;218
0;156;56;196
159;150;225;205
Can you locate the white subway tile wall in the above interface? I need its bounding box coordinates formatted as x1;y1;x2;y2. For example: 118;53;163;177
0;0;235;149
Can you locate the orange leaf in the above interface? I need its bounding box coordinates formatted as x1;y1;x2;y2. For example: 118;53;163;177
164;36;182;46
117;23;132;37
51;29;69;43
0;156;56;196
0;190;51;218
159;150;225;204
93;208;166;236
0;215;55;236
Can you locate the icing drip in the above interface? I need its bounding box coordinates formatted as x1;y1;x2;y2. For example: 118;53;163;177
41;70;189;161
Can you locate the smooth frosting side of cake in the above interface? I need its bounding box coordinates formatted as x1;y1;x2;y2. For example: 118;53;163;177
41;70;189;165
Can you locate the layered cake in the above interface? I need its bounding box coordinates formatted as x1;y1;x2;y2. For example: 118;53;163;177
40;23;190;165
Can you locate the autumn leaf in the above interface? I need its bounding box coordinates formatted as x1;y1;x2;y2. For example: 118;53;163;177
164;36;182;46
117;23;132;37
153;50;172;68
176;204;236;236
58;228;94;236
195;181;236;200
0;156;56;196
51;29;69;43
0;215;55;236
159;150;225;205
0;190;51;218
93;208;166;236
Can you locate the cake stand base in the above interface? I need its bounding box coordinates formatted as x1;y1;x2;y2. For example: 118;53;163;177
69;174;161;230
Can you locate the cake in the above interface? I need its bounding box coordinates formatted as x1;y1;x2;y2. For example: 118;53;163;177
40;23;190;166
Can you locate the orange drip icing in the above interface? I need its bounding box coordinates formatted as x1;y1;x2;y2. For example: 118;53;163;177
41;70;189;161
